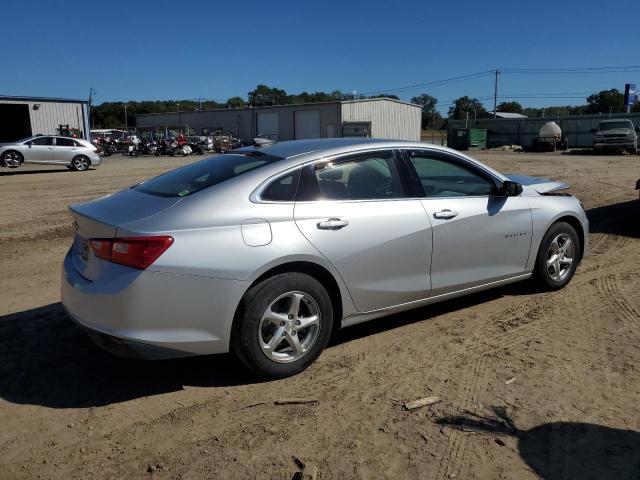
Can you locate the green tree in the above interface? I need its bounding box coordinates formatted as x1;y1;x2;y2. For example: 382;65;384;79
448;96;486;120
496;101;523;114
248;85;289;106
411;94;442;128
586;89;625;114
226;96;245;108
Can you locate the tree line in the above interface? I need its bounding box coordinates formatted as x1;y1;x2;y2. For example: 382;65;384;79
90;85;640;130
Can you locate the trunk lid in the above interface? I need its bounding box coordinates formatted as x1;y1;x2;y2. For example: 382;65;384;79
505;174;569;194
68;188;183;281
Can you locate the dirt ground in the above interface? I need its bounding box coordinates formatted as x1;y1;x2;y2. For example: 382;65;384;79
1;151;639;480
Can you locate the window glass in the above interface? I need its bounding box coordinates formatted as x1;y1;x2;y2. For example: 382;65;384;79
408;153;494;197
261;170;300;201
309;153;403;200
56;138;75;147
30;137;53;146
135;152;283;198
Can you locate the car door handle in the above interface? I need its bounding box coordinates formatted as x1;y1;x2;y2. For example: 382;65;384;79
317;217;349;230
433;209;459;219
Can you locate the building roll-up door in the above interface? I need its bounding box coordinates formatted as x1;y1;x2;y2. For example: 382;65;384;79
294;109;321;139
0;104;32;142
256;112;279;140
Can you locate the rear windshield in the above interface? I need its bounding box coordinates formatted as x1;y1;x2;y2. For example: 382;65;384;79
135;152;283;197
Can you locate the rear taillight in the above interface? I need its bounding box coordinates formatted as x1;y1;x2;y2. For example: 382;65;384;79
89;236;173;270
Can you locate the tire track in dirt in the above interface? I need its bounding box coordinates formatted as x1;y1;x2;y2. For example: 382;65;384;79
434;288;578;478
596;274;640;334
436;354;488;479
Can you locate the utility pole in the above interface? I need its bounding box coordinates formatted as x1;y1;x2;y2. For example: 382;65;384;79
88;88;95;130
493;68;500;118
124;103;128;130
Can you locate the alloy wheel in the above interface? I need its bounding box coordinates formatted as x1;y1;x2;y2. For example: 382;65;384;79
258;291;321;363
73;157;89;171
546;233;575;282
3;152;21;168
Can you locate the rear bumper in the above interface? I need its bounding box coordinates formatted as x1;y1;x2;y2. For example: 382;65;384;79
89;154;102;167
61;249;248;359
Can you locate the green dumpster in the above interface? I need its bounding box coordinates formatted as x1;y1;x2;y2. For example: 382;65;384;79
448;128;487;151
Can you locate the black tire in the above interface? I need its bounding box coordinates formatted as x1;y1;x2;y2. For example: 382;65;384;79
533;221;580;291
1;150;23;168
71;156;90;171
232;272;333;378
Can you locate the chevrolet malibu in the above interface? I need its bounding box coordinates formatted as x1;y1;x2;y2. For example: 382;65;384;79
62;138;588;377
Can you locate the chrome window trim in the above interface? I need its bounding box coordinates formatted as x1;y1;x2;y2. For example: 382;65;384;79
250;146;511;204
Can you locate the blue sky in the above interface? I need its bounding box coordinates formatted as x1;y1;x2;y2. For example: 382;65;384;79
1;0;638;113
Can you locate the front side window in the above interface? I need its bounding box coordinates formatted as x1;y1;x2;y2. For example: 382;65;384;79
299;152;404;201
30;136;53;146
135;152;283;198
407;152;495;197
56;138;75;147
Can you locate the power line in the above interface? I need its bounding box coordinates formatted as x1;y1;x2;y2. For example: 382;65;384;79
502;65;640;74
360;70;495;96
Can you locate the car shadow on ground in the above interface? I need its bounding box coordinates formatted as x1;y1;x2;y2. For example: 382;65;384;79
587;200;640;238
436;407;640;480
0;303;262;408
0;168;76;176
0;282;536;409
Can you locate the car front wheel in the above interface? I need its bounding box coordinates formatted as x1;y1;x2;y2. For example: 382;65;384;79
534;222;580;290
232;273;333;378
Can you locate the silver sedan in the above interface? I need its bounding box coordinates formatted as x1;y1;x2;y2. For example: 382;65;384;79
0;135;101;171
61;138;588;377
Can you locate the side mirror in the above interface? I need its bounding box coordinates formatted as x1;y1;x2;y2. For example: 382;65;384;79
590;128;597;133
498;180;523;197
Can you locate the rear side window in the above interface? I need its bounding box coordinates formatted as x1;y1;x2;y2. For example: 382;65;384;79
297;152;404;201
56;138;75;147
135;152;283;197
30;137;53;146
261;170;301;201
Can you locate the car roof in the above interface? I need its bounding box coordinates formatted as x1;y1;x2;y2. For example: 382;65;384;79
235;137;436;159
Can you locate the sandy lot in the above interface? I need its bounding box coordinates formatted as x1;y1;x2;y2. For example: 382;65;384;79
1;151;639;480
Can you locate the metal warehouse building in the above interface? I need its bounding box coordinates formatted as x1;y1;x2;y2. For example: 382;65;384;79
0;96;90;142
448;112;640;149
136;98;421;142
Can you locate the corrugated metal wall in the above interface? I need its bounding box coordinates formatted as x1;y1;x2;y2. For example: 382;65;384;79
340;99;422;141
136;103;342;143
0;99;88;138
448;112;640;148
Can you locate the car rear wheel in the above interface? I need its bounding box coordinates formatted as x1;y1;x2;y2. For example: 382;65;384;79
71;156;90;171
1;150;22;168
232;273;333;378
533;222;580;291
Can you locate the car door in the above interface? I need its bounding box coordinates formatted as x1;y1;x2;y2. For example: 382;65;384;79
53;137;78;163
25;136;54;162
403;149;532;296
294;150;433;312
